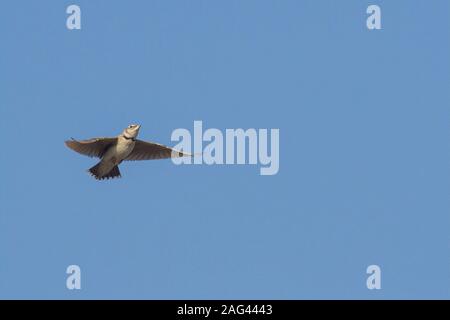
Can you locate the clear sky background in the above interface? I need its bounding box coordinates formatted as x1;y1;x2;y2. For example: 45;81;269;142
0;0;449;299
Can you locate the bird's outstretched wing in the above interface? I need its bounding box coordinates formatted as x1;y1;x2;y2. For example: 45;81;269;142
124;139;190;161
65;137;117;158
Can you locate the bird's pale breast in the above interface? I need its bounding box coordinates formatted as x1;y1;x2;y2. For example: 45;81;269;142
104;137;135;165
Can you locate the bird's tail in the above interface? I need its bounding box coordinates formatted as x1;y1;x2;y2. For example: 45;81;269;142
88;163;121;180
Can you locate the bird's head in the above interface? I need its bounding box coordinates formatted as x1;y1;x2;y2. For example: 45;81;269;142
123;124;141;139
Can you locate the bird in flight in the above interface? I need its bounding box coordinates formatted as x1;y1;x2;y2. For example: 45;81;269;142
65;124;189;180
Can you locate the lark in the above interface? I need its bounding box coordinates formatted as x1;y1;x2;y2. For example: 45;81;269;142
65;124;189;180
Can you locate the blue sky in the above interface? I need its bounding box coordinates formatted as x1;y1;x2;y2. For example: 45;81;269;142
0;0;449;299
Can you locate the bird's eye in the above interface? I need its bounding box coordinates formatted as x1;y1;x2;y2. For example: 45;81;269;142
128;125;133;128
